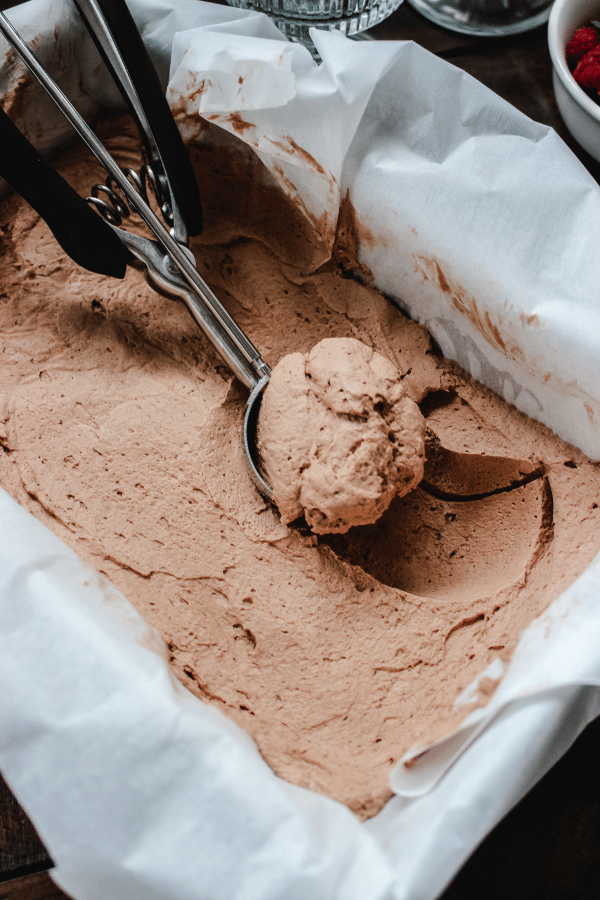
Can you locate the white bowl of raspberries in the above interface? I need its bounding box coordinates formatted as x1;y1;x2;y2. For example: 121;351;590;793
549;0;600;162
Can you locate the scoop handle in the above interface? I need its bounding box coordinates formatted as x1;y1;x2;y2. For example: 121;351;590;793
0;105;130;278
73;0;203;237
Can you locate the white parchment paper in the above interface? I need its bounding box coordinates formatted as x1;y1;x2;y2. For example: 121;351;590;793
2;2;600;899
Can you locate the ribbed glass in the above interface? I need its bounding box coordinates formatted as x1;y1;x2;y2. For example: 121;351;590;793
226;0;404;45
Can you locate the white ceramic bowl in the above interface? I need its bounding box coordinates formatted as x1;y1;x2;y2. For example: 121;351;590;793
549;0;600;162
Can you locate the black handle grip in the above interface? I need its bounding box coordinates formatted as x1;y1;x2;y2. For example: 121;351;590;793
0;105;131;278
74;0;203;236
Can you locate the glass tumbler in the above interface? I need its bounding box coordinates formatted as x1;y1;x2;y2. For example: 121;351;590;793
225;0;405;49
406;0;553;36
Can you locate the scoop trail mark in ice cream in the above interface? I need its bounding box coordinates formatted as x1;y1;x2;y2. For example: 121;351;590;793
1;116;600;820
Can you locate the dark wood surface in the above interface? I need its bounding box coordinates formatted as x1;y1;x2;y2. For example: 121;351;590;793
2;1;600;898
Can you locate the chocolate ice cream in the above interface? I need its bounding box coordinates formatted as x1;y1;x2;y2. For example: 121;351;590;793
1;116;600;820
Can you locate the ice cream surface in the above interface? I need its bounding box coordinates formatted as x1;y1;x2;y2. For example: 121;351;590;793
1;116;600;820
258;337;425;533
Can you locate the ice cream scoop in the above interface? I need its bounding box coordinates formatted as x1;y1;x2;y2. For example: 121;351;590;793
0;7;425;528
0;4;273;499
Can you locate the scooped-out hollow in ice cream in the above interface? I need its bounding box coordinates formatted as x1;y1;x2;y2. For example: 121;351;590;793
258;337;426;534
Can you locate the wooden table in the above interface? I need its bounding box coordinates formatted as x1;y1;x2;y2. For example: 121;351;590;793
2;1;600;897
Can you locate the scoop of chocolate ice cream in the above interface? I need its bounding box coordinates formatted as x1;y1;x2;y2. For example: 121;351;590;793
258;337;426;533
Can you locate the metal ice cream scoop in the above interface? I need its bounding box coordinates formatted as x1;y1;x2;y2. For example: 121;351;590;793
0;1;272;499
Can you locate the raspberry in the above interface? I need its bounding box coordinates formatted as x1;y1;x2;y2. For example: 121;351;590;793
566;26;600;68
573;45;600;90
